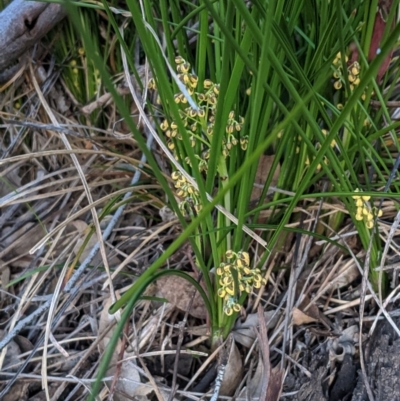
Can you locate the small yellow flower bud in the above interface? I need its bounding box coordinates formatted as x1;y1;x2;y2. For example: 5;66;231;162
226;286;235;296
224;264;231;273
148;78;156;90
175;55;185;64
226;250;235;259
366;220;374;229
351;62;360;76
171;171;181;181
239;251;250;265
204;79;213;88
225;307;233;316
334;80;342;90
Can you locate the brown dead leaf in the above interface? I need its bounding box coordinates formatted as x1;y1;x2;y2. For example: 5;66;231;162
293;293;332;329
238;356;264;399
220;338;243;396
324;260;359;293
154;274;207;319
251;155;280;202
292;306;318;325
257;305;284;401
266;366;284;401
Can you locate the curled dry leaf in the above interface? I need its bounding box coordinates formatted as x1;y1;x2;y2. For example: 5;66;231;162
159;205;176;222
329;325;358;364
233;310;280;348
154;273;207;319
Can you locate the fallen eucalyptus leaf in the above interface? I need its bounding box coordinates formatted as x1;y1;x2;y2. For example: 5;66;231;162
154;274;207;319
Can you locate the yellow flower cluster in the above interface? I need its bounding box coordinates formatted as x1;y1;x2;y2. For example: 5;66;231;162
171;170;201;214
216;250;266;316
151;56;247;172
332;52;365;101
352;189;382;229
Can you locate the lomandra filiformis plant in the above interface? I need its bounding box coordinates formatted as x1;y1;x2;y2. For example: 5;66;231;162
149;57;265;336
